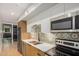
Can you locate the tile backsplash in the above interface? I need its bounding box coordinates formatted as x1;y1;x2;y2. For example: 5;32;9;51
30;32;79;45
39;33;56;45
54;32;79;41
38;32;79;44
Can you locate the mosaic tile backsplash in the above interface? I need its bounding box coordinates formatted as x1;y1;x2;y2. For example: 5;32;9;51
54;32;79;41
39;33;56;45
38;32;79;44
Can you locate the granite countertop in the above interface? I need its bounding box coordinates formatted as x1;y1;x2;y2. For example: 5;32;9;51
22;39;56;56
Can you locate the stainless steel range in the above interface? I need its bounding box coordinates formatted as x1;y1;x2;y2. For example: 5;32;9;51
55;39;79;56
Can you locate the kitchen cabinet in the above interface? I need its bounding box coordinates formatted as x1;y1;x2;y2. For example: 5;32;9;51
18;20;31;40
25;44;31;56
22;42;31;56
18;21;27;33
17;21;31;54
17;27;22;54
21;41;48;56
36;49;46;56
17;40;22;54
22;41;26;56
29;45;39;56
25;44;47;56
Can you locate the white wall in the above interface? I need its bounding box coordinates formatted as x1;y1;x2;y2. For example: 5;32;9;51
27;18;50;33
27;3;79;33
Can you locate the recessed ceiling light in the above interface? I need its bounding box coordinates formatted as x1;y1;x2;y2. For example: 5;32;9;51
25;11;29;15
67;13;71;17
11;12;14;15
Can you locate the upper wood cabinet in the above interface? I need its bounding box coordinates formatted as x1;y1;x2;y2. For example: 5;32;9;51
18;20;27;32
18;21;31;39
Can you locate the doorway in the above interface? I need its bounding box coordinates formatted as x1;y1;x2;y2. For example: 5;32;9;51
2;24;12;49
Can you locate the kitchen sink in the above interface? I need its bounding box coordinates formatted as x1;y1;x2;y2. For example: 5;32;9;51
29;41;42;45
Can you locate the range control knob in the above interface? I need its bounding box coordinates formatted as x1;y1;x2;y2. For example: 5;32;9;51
59;41;60;43
76;44;78;46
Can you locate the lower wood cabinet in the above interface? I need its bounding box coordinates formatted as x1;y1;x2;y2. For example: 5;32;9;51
18;40;22;54
36;49;46;56
25;44;32;56
21;41;48;56
22;41;26;56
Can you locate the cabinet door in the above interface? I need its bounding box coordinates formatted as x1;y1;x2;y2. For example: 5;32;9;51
18;41;22;54
18;21;27;32
30;46;38;56
22;41;26;56
21;42;32;56
22;42;24;56
25;44;31;56
25;44;38;56
24;44;46;56
29;45;45;56
36;50;45;56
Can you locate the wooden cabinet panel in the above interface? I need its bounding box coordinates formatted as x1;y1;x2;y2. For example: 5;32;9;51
25;44;46;56
18;21;27;32
21;41;47;56
18;21;31;40
24;43;38;56
36;50;46;56
22;42;26;56
18;40;22;54
30;45;38;56
25;44;31;56
21;33;31;39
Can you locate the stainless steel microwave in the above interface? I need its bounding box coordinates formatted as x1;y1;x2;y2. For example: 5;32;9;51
51;17;73;30
75;15;79;29
51;15;79;30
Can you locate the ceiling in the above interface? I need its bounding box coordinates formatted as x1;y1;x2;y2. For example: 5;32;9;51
22;3;57;21
0;3;57;24
0;3;33;23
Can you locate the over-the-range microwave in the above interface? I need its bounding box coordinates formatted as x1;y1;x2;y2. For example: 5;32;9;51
51;15;79;31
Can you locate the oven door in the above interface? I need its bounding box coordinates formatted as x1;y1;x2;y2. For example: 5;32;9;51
56;45;79;56
55;50;70;56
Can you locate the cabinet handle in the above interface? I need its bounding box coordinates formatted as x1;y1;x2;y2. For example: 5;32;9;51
37;53;42;56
